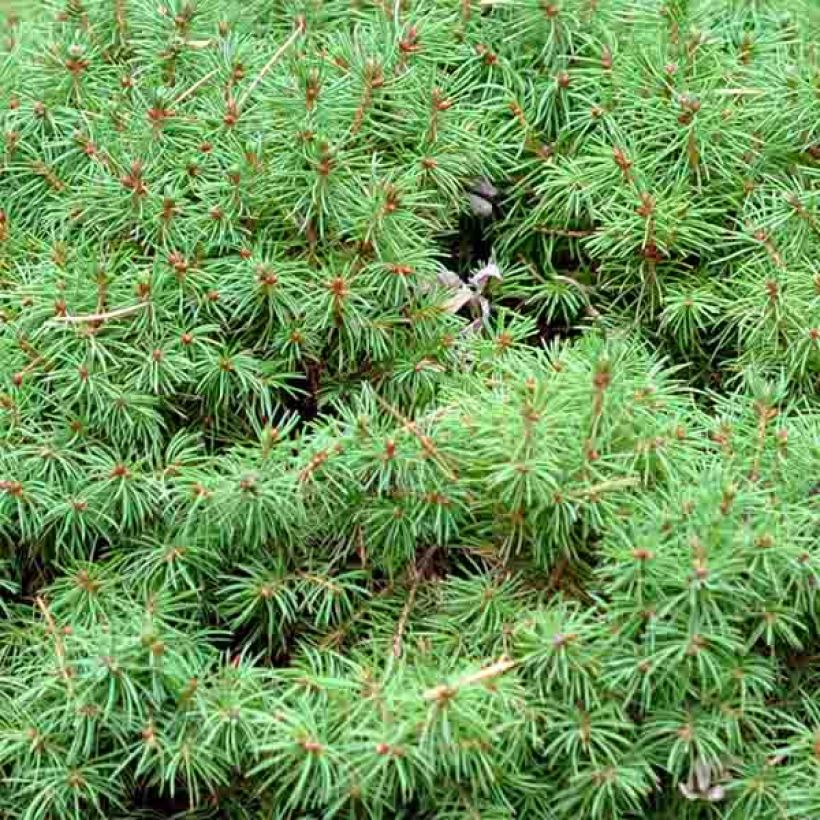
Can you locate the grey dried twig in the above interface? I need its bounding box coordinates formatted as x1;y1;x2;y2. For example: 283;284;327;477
436;259;502;334
678;758;728;803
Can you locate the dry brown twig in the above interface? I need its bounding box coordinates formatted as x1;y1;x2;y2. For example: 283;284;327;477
423;657;518;702
392;546;439;658
48;302;149;326
238;26;302;110
36;596;75;695
174;68;220;106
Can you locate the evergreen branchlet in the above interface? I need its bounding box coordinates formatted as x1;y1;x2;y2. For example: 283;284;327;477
0;1;818;818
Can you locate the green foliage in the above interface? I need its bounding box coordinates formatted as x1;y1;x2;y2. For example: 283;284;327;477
0;0;818;818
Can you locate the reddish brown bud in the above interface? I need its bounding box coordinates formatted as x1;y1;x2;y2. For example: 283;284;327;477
305;79;320;109
317;154;333;176
147;107;172;125
593;370;611;390
167;251;189;275
257;266;279;287
0;480;24;497
433;95;453;111
756;533;774;549
765;279;779;301
223;102;239;127
636;192;655;218
612;146;632;176
328;277;348;298
399;26;420;54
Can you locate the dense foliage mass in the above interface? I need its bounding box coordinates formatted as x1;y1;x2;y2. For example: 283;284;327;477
0;0;818;817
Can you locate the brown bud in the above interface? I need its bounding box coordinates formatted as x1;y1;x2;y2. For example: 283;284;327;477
167;251;189;275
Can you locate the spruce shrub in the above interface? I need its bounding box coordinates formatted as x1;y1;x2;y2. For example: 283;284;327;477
0;1;818;817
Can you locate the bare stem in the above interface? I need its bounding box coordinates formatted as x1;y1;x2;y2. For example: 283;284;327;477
392;547;438;658
423;657;518;702
49;302;149;325
238;26;302;110
536;226;598;237
174;68;219;106
392;572;419;658
36;596;75;695
568;476;640;500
